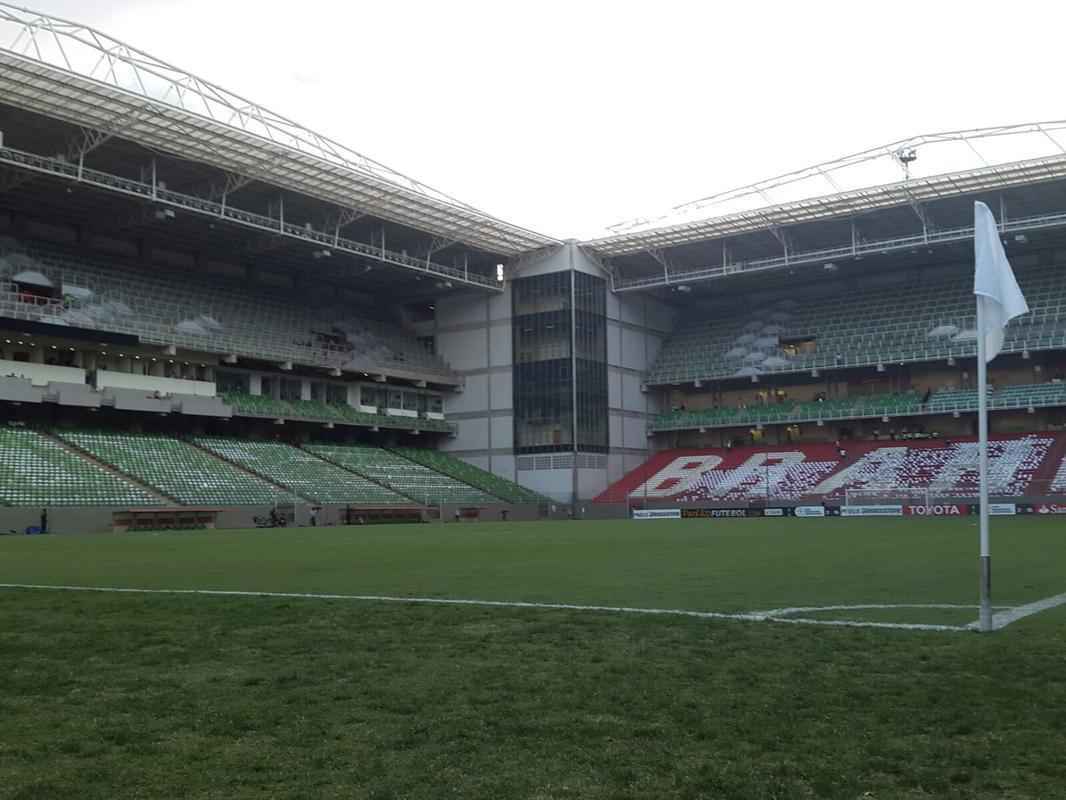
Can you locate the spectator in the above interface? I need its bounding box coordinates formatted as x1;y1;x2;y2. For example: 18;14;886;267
40;508;48;535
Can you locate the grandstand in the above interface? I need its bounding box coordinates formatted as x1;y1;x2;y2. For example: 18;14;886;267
304;444;500;505
57;431;288;506
193;439;411;505
0;4;1065;528
0;427;161;507
597;434;1063;504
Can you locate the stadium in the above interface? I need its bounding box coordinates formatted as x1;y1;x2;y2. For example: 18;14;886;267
1;4;1065;799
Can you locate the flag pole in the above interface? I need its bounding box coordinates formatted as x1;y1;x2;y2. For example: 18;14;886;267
976;297;993;633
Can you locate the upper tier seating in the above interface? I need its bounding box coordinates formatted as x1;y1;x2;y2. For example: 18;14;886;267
0;241;454;379
59;431;286;506
648;264;1066;384
395;448;552;504
194;438;409;504
304;445;498;505
0;427;160;507
652;382;1066;431
222;393;452;433
597;434;1059;503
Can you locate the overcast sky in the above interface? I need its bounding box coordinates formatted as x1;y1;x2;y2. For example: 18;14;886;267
21;0;1066;239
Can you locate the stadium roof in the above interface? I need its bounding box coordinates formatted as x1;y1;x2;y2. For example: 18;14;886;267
3;2;1066;285
586;122;1066;257
0;2;559;257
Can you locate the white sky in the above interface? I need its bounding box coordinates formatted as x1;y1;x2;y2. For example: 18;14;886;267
22;0;1066;240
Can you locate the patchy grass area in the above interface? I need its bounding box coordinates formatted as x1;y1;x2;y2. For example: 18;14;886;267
1;518;1064;798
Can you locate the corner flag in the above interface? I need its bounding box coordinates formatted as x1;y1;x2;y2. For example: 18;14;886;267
974;201;1029;361
973;201;1029;632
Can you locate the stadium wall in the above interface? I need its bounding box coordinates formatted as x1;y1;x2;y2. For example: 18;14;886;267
434;243;673;503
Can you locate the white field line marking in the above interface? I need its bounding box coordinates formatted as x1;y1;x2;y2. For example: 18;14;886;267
0;583;977;633
757;603;1004;617
762;617;966;633
985;592;1066;631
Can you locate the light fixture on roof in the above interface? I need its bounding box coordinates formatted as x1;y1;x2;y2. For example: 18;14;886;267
312;249;332;259
895;147;918;179
1014;234;1028;244
153;208;175;221
676;284;692;293
1023;349;1030;359
823;262;838;272
496;264;505;282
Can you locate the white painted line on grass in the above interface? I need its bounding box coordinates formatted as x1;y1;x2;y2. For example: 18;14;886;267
0;583;979;633
986;592;1066;630
757;603;1000;617
763;616;966;633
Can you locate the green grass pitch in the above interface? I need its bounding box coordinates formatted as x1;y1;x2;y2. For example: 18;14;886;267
1;517;1064;799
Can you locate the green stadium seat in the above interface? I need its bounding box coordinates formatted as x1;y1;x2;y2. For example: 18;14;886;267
305;444;499;505
0;428;160;507
58;431;289;506
194;438;409;505
393;448;552;505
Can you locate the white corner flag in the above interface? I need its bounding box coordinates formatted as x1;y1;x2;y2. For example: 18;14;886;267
974;202;1029;361
973;201;1029;632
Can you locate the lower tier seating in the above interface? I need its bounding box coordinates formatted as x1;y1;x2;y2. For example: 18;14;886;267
1051;457;1066;492
59;431;286;505
395;449;552;504
597;434;1062;503
194;438;409;504
0;427;160;507
304;445;498;505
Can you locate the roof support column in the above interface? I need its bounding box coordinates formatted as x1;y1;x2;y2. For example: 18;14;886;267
648;249;673;284
902;191;930;244
330;207;364;247
768;225;790;265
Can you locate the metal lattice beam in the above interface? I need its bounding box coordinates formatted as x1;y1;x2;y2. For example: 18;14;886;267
0;3;560;256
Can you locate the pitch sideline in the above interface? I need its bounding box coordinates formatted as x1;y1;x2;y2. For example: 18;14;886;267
0;583;1060;632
